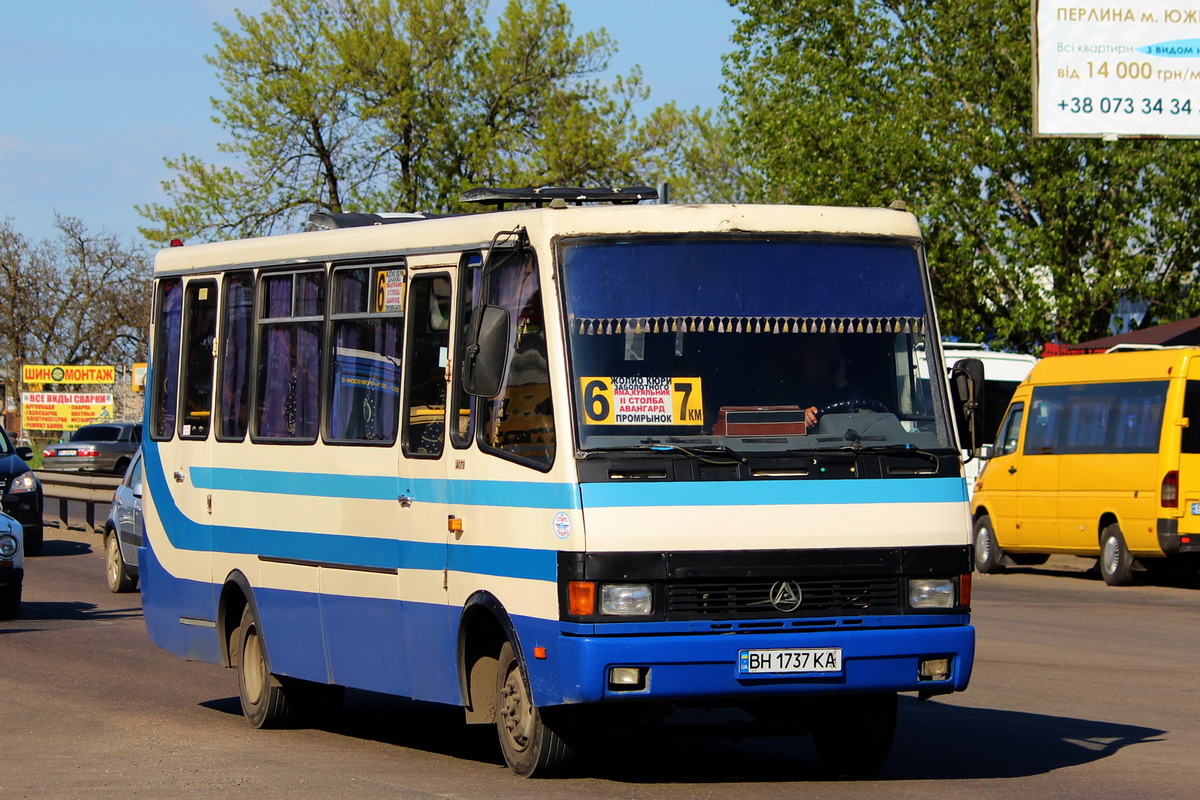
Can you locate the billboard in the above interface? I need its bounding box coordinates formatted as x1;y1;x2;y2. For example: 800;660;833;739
1034;1;1200;137
21;392;115;432
21;364;116;384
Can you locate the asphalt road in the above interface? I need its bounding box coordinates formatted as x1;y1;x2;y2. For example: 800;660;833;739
4;525;1199;799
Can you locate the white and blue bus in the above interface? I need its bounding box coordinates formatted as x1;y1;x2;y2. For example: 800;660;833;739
142;187;980;776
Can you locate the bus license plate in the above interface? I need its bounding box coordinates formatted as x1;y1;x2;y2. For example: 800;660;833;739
1191;502;1200;516
738;648;842;675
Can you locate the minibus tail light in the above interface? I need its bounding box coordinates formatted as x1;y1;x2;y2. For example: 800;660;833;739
1162;471;1179;508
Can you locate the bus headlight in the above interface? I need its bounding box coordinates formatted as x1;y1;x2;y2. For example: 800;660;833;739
600;584;653;615
0;534;19;559
908;578;955;608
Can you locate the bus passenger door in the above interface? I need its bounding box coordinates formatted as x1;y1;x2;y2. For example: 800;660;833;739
177;278;218;594
398;270;458;702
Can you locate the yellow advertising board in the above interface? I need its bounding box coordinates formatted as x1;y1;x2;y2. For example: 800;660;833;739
22;364;115;384
21;392;114;431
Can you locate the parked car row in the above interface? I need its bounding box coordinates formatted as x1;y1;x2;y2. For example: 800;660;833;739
0;421;146;619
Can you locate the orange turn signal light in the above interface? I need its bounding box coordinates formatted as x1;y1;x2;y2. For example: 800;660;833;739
568;581;596;616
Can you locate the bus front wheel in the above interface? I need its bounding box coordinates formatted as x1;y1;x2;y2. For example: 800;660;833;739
495;640;574;777
235;605;291;728
813;692;897;775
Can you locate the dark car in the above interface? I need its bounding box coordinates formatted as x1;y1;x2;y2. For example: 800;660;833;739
0;427;43;557
41;422;142;475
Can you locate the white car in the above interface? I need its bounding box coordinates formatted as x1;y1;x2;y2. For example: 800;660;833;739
0;511;23;619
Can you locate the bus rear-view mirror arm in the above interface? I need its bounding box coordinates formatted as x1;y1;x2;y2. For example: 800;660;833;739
950;357;986;459
464;304;511;398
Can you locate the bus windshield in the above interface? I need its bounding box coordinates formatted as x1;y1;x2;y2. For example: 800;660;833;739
561;235;956;453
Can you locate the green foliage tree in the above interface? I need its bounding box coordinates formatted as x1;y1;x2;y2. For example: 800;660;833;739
138;0;736;243
725;0;1200;350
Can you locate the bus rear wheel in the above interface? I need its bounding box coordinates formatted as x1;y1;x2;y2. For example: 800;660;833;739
813;692;897;775
495;641;574;777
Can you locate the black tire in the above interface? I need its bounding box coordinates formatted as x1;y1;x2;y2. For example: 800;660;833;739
495;640;574;777
1100;523;1134;586
813;692;898;775
113;458;130;477
235;605;292;728
23;527;43;558
105;531;138;593
0;584;20;620
1007;552;1050;567
973;515;1006;573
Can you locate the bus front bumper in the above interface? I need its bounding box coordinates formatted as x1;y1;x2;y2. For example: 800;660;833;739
543;621;975;706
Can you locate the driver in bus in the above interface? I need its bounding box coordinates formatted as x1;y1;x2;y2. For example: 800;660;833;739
798;334;850;426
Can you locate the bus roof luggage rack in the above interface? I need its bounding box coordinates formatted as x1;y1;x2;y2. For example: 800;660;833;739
308;211;427;230
459;185;658;209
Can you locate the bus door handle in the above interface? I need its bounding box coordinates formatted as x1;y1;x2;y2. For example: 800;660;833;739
399;494;414;508
1008;466;1017;475
174;470;185;483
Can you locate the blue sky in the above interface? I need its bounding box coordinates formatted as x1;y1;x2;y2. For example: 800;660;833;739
0;0;739;245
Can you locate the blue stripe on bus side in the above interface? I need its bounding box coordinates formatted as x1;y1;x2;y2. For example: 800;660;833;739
189;466;579;509
143;442;557;581
581;476;967;507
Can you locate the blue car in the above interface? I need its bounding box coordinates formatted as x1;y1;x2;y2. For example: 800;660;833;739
102;448;142;593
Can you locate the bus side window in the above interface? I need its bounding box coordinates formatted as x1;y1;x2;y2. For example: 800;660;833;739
403;273;452;457
180;280;218;440
218;271;254;441
328;265;403;443
255;269;324;441
480;252;554;470
151;278;183;440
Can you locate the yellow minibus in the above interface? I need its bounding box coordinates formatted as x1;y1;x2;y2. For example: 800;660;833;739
972;346;1200;585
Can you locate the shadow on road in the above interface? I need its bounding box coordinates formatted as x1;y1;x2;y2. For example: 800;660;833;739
199;691;1164;782
1007;561;1200;590
28;536;95;558
4;601;143;626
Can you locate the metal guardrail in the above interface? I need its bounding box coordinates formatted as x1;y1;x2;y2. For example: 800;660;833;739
35;471;120;534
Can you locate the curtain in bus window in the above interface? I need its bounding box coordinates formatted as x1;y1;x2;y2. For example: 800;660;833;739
329;269;401;442
153;279;183;439
482;255;553;467
257;274;323;440
220;273;253;440
563;239;927;331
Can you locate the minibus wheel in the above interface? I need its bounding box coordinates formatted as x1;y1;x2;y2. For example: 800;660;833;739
813;692;897;775
495;640;574;777
1100;524;1134;586
972;515;1006;573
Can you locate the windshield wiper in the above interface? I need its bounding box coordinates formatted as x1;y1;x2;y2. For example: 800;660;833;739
579;439;746;464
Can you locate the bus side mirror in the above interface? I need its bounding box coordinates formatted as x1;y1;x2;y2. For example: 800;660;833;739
978;442;994;460
464;304;510;398
950;357;986;454
15;447;33;462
